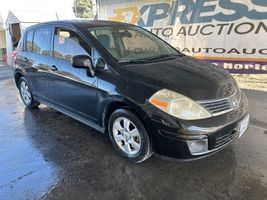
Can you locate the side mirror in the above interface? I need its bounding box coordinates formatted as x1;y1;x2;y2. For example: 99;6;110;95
72;55;95;76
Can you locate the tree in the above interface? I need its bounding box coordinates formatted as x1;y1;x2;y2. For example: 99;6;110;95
73;0;93;18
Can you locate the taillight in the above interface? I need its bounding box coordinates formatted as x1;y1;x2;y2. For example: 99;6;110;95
12;51;17;61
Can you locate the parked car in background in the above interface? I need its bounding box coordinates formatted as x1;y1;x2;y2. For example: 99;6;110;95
13;20;249;163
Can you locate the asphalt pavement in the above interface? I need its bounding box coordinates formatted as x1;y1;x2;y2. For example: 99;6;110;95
0;62;267;200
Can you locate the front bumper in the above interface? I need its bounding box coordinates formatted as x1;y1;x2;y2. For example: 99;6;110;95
144;91;249;160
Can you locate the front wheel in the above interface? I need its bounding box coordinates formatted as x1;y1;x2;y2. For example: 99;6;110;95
19;77;40;109
108;109;153;163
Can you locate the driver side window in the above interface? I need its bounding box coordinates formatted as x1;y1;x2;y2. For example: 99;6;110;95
53;28;91;62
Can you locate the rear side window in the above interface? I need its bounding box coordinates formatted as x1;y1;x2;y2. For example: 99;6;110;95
32;27;51;56
53;28;91;62
26;30;34;51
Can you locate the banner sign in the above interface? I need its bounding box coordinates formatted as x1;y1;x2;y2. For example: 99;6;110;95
98;0;267;74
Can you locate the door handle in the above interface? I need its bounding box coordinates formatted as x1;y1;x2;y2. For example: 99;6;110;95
50;65;58;71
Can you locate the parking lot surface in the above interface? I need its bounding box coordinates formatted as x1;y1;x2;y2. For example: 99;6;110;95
0;62;267;200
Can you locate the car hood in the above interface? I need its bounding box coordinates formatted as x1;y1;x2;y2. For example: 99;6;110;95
116;56;237;101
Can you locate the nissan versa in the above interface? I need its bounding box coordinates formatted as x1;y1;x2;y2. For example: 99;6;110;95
13;20;249;163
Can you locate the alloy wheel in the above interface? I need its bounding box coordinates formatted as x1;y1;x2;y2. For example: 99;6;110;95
112;117;142;155
20;81;32;105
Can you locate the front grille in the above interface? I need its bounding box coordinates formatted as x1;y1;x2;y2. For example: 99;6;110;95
200;99;233;116
198;89;241;116
214;130;236;148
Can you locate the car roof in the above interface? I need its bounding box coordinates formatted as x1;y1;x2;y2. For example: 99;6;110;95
26;20;134;30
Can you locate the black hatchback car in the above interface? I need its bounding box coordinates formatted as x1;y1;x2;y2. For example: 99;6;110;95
13;20;249;163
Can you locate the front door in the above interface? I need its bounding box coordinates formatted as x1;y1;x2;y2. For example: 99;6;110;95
46;27;99;123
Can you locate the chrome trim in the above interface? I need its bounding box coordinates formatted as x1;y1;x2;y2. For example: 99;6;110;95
209;108;233;117
197;88;241;117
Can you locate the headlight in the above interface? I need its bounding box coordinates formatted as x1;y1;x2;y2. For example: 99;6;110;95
149;89;212;120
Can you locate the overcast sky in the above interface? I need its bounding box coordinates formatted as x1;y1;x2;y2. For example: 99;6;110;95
0;0;75;23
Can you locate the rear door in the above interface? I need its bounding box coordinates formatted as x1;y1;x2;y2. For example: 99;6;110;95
18;26;52;100
46;26;99;123
14;31;29;70
29;26;53;99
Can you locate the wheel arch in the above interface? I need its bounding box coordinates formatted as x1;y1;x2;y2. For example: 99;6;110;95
14;71;24;88
101;97;149;134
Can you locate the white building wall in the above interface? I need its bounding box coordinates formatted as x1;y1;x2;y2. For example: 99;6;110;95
5;11;58;66
5;26;14;65
0;30;6;48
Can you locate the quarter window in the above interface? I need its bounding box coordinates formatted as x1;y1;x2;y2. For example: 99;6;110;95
53;28;91;62
32;27;51;55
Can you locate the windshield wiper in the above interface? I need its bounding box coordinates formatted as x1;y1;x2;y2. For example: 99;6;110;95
118;54;184;64
118;59;148;64
143;54;183;62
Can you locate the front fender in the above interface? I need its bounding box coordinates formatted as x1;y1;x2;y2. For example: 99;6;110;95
98;94;149;129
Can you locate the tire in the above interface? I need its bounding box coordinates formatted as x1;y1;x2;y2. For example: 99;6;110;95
108;109;154;163
18;77;40;109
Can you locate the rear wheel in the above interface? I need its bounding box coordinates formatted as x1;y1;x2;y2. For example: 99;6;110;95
19;77;40;109
108;109;153;163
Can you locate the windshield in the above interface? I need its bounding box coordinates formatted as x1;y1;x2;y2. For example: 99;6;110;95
88;26;179;62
